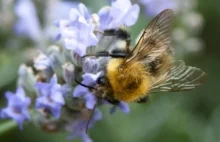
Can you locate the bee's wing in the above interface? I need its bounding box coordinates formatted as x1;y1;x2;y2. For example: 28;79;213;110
87;29;129;54
122;9;174;66
151;61;207;92
86;34;118;54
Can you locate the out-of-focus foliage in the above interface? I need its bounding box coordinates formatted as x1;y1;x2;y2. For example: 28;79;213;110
0;0;219;142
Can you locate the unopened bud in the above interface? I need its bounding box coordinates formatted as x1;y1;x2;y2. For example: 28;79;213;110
62;62;75;84
17;64;36;93
83;58;99;73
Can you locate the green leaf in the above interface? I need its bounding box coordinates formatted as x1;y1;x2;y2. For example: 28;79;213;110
0;50;22;88
0;121;17;135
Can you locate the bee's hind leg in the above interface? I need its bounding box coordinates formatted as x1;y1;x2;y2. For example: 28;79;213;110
136;96;150;104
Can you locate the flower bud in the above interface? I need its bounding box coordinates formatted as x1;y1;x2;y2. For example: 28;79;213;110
82;58;99;73
34;53;50;70
47;45;63;76
17;64;36;93
71;51;83;67
62;62;75;84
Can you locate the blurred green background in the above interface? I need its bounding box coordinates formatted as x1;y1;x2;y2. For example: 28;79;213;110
0;0;220;142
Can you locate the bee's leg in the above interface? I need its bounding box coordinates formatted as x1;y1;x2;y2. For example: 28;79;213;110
107;99;120;105
136;96;150;103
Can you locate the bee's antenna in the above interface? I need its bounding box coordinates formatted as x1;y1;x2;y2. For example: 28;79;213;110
85;102;97;133
74;79;96;90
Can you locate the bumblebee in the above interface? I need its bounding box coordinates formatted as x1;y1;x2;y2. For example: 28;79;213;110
82;9;206;104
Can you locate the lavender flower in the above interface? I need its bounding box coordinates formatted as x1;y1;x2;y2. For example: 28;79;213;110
0;0;146;141
73;72;101;109
0;87;31;129
35;74;65;118
57;3;98;56
98;0;140;30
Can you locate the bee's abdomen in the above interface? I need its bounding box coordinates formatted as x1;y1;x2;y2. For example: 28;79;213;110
148;54;173;77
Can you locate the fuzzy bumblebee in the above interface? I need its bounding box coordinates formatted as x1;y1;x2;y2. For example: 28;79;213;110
83;9;206;104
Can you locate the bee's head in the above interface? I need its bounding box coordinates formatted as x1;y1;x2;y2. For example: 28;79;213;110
95;75;113;99
97;76;108;86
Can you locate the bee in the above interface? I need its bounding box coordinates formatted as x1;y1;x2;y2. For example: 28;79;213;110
81;9;206;104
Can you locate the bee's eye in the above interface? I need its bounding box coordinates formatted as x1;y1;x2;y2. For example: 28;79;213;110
97;76;107;85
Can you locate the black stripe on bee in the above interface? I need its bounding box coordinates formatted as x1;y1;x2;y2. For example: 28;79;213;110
104;28;131;41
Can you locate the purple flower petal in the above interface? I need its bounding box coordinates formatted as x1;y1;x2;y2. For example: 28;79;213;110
85;93;97;109
98;0;140;30
50;74;58;85
118;101;130;113
122;4;140;26
73;85;89;98
78;3;90;20
82;72;102;85
35;74;65;118
57;3;98;56
110;101;130;114
73;72;101;109
0;87;31;129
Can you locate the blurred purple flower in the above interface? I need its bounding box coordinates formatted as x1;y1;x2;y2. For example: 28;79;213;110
44;1;78;40
73;72;101;109
57;3;98;56
46;1;78;23
110;101;130;114
98;0;140;30
68;109;102;142
35;74;65;118
0;87;31;129
139;0;178;15
14;0;41;42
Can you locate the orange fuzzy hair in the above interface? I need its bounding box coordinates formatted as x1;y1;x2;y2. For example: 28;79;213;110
106;58;152;102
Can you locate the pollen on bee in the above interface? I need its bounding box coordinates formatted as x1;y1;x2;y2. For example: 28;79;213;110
106;58;152;102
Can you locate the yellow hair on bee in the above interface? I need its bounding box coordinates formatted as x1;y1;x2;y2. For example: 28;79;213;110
106;58;152;102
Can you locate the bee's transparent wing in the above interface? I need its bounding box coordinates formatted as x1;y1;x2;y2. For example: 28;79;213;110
87;29;129;54
86;35;117;54
123;9;174;66
152;61;206;92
